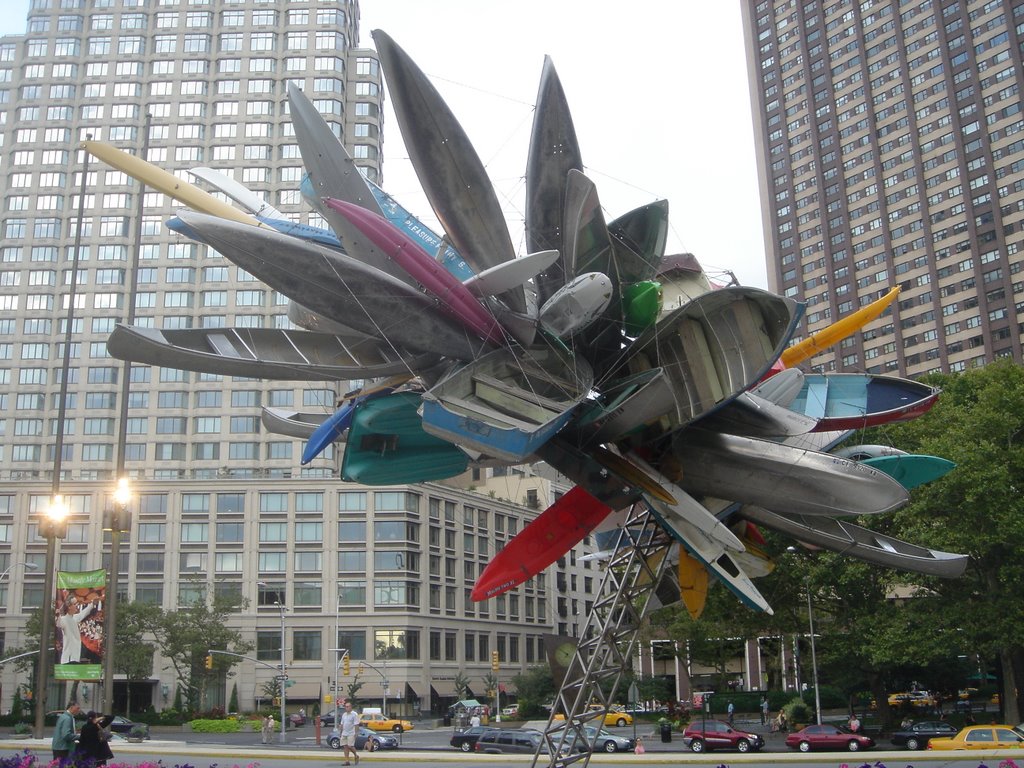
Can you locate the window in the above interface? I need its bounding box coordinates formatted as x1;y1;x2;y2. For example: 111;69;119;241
293;630;321;661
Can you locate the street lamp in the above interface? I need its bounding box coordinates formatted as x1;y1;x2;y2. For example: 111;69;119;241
34;495;70;737
806;579;822;725
786;547;821;724
0;561;39;598
103;477;131;713
275;597;286;743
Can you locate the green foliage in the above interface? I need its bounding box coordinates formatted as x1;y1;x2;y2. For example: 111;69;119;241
188;717;243;733
635;676;671;703
510;666;556;717
228;683;239;714
453;672;471;700
151;578;252;713
783;696;811;725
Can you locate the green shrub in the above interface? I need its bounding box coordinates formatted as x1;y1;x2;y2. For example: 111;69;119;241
783;697;812;725
188;718;243;733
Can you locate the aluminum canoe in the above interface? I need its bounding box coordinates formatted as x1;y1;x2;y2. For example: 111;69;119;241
740;505;969;578
671;428;909;517
611;287;803;437
526;55;584;307
260;408;329;440
188;166;285;219
173;211;495;361
371;30;526;314
107;324;430;381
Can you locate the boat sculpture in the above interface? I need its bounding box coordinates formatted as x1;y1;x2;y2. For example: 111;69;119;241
421;348;593;463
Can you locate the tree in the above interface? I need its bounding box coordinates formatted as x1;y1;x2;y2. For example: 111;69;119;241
114;601;160;715
481;672;499;705
867;360;1024;724
453;672;471;701
510;666;555;717
151;581;252;713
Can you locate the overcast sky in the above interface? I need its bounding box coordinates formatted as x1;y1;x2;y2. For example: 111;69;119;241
2;1;769;288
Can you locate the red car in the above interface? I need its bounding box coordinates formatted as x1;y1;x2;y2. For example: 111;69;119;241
683;719;766;753
786;724;875;752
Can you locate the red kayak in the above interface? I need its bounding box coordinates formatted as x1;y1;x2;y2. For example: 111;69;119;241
472;486;612;601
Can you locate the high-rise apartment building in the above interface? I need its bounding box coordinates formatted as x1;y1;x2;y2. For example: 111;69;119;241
742;0;1024;376
0;1;593;715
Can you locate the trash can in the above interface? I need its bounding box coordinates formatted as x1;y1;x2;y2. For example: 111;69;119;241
660;722;672;743
443;714;452;727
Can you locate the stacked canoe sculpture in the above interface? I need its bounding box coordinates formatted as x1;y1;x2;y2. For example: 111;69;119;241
97;30;966;618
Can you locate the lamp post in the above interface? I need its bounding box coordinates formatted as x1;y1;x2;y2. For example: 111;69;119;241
805;579;822;725
34;495;70;737
275;597;286;744
103;477;131;713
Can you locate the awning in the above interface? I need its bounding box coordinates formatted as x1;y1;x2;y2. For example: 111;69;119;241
431;680;457;697
405;682;418;701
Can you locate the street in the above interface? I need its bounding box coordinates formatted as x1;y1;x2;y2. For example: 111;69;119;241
2;718;1022;768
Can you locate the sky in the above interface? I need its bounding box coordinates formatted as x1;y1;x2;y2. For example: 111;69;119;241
1;1;769;288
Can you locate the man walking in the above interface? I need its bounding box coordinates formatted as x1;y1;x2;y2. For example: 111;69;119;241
760;696;769;725
340;700;360;766
52;700;80;759
727;700;735;726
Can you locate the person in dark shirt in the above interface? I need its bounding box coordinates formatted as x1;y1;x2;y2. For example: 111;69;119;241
76;711;115;766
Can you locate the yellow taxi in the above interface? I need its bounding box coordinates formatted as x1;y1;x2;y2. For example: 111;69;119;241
887;691;936;708
553;705;633;727
928;725;1024;750
359;712;414;733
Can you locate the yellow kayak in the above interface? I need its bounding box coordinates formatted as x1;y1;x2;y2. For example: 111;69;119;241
678;549;710;620
80;140;259;227
780;286;900;367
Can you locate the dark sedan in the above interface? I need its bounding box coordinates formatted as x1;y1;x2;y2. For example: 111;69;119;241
786;724;875;752
891;720;958;750
450;725;495;752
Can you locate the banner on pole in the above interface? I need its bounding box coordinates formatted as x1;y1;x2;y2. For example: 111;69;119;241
54;569;106;681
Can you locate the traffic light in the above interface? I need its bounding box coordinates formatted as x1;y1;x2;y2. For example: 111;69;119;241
491;650;500;672
343;654;350;675
204;654;214;670
357;664;364;676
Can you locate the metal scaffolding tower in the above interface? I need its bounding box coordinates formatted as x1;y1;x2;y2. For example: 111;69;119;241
533;503;674;767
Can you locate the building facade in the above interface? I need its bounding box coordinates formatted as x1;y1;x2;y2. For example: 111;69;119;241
0;1;597;716
742;0;1024;376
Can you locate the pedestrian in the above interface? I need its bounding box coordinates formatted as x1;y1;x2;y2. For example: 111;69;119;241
848;713;861;733
727;700;735;726
76;711;115;766
778;709;788;733
634;736;645;754
469;709;481;728
262;714;274;744
340;700;361;766
51;700;80;760
760;696;769;725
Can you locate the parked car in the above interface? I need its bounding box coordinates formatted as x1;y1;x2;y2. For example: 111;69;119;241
928;724;1024;750
890;720;958;750
888;691;936;709
553;705;633;727
683;719;765;753
288;711;307;727
325;726;398;751
569;725;637;753
475;728;556;754
501;704;519;717
450;725;495;752
785;724;875;752
359;712;414;733
106;716;150;739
